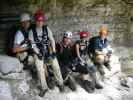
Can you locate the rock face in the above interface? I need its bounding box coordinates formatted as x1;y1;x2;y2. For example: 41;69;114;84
0;53;132;100
0;0;133;53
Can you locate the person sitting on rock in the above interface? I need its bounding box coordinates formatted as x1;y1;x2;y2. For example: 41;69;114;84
29;10;64;97
72;31;103;93
56;31;77;91
88;26;113;77
13;13;34;68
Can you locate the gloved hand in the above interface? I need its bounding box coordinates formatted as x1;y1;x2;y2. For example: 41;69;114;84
48;52;57;59
107;50;112;57
27;48;34;54
52;52;56;57
79;58;86;66
25;40;32;50
25;39;30;43
36;53;43;60
88;65;96;73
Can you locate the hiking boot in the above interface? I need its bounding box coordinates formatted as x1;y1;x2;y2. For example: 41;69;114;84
104;62;111;71
98;66;105;76
58;85;65;92
39;89;48;97
95;83;103;89
47;77;56;90
83;80;95;93
67;76;77;91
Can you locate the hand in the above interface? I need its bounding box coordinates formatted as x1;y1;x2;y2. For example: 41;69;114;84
79;59;86;66
36;53;43;60
95;50;105;55
52;52;56;57
102;48;109;54
27;48;34;54
48;52;57;59
25;39;30;44
88;65;96;73
108;50;112;55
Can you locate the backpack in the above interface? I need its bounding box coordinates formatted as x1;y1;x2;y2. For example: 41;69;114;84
6;25;19;56
6;25;31;57
88;36;98;54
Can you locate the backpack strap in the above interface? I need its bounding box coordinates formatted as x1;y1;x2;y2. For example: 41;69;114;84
43;25;48;37
32;25;49;43
32;25;40;43
32;25;49;57
32;25;42;55
21;28;28;39
19;28;29;45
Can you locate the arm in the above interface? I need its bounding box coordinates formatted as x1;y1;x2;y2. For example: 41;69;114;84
13;45;28;53
13;31;28;53
47;27;56;53
75;43;85;63
94;38;106;55
75;44;80;59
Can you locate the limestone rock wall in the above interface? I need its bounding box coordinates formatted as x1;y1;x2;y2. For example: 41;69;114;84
0;0;133;53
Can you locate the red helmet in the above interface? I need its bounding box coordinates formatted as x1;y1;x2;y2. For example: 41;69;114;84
80;31;89;39
34;10;45;21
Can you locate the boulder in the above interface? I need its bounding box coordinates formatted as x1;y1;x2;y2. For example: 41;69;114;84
17;80;30;95
0;70;32;80
0;81;14;100
0;55;23;75
121;60;133;76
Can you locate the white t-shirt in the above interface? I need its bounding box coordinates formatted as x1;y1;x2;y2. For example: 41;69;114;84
14;30;27;48
29;26;55;54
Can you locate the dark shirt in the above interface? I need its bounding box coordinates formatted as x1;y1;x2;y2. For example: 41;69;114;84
75;40;88;58
56;42;73;66
93;36;108;51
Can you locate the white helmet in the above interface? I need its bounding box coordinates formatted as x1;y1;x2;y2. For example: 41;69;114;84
64;31;73;38
20;13;30;22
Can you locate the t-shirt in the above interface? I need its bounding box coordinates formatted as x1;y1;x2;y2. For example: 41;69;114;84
56;42;73;66
94;36;108;51
88;36;108;54
29;26;55;54
14;30;27;48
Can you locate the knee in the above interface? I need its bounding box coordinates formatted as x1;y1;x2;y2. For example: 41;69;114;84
28;56;34;65
89;65;97;73
95;54;105;64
